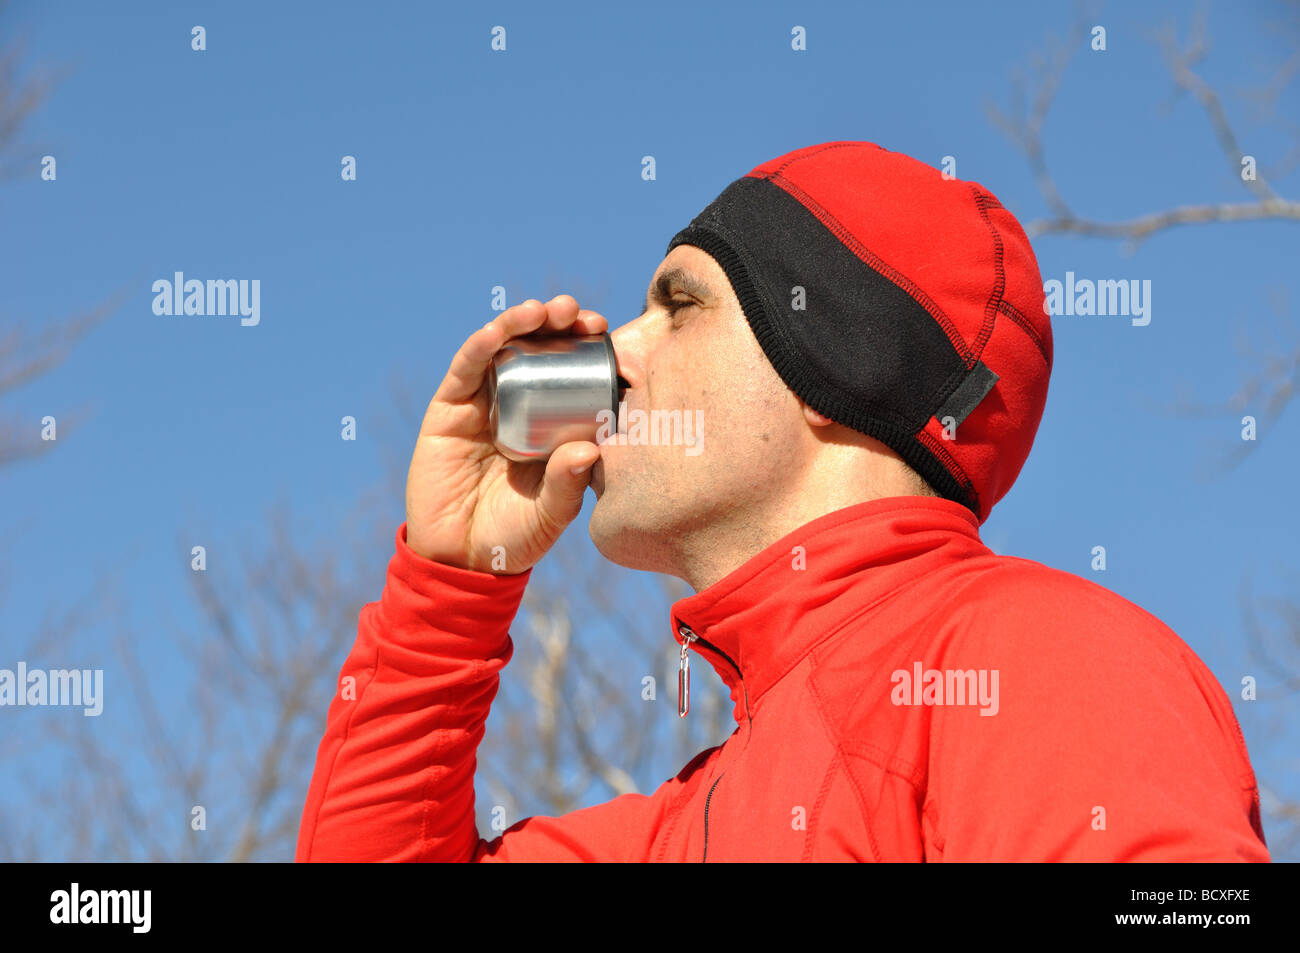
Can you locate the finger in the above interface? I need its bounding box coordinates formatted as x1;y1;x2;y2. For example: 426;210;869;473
495;298;553;339
432;300;547;404
535;294;581;334
432;297;607;408
573;309;608;335
536;440;600;529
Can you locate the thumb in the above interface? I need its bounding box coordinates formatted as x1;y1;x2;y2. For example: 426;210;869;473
537;441;600;527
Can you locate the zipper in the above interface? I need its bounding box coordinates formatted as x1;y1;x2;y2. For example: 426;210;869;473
677;628;695;717
702;772;724;863
677;621;749;862
676;622;741;717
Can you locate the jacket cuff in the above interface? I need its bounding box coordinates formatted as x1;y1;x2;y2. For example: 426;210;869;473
378;522;532;655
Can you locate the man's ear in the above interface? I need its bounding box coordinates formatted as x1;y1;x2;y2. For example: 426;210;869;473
801;402;834;427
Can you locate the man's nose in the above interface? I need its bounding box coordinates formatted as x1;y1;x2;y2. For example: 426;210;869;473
609;317;650;397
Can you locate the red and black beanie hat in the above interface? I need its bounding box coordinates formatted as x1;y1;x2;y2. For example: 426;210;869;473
665;141;1053;525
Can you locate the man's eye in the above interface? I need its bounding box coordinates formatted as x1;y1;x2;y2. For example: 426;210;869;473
665;298;693;317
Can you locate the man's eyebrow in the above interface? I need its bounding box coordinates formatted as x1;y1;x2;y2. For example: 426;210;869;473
637;267;714;318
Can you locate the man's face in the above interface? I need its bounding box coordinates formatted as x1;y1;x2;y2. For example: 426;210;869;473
588;244;806;577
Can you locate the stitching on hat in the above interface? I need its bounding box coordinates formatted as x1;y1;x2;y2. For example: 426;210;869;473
969;188;1005;362
996;300;1051;366
766;171;974;364
916;426;979;510
916;427;974;494
761;141;877;179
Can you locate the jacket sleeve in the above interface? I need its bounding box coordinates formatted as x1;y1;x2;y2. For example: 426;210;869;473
923;569;1271;862
295;523;700;862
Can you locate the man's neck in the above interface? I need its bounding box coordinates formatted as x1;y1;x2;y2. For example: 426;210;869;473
673;487;908;592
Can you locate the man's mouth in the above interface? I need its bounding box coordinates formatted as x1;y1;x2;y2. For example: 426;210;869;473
615;375;631;429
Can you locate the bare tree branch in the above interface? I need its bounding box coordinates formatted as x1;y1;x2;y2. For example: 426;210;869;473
989;7;1300;244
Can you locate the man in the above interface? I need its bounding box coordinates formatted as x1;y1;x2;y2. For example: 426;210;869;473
295;142;1269;861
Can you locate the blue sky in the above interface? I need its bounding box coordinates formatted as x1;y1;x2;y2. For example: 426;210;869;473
2;0;1297;859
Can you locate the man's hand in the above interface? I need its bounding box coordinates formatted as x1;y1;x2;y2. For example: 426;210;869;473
405;295;607;573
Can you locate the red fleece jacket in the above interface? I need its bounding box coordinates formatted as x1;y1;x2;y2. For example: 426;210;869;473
295;496;1269;861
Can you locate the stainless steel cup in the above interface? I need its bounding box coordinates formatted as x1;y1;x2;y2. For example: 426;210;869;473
487;332;620;462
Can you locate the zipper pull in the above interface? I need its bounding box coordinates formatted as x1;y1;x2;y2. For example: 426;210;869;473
678;624;696;718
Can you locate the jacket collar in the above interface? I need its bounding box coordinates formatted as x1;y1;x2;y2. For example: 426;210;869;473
669;495;987;724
